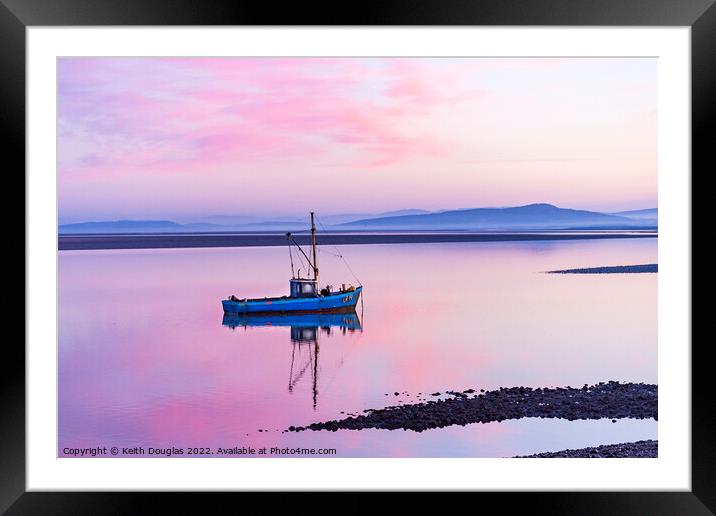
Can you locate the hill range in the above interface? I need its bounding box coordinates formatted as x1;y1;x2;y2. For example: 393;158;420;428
59;204;657;234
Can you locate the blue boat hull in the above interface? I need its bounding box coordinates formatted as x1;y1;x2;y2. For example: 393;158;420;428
222;286;362;315
222;312;362;331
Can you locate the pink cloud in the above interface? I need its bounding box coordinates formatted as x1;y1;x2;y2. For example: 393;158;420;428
58;58;473;179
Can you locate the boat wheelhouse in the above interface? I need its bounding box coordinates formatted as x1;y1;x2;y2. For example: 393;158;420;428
290;277;318;298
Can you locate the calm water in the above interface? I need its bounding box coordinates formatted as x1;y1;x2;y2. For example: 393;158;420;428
58;237;657;457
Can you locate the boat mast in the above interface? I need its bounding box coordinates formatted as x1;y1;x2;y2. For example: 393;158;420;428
310;212;318;283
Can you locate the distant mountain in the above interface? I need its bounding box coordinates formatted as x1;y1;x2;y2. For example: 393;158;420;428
311;210;429;225
340;203;647;230
59;220;186;234
379;209;431;217
197;215;267;225
197;214;304;225
196;213;366;226
612;208;658;221
59;205;657;234
195;210;433;227
58;219;308;234
182;222;247;231
226;221;308;230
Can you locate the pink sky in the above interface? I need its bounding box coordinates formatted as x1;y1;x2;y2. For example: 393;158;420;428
58;57;656;222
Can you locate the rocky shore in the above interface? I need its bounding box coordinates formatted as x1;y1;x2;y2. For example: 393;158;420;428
287;381;657;433
548;264;657;274
516;439;657;458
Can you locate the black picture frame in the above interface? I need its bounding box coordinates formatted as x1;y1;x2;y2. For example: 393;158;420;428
5;0;710;513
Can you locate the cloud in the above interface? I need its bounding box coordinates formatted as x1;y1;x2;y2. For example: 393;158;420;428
58;58;480;178
57;57;657;219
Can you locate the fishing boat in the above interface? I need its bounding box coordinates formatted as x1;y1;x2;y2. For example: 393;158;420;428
222;212;363;315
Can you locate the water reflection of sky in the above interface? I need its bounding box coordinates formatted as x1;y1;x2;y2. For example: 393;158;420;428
59;238;657;457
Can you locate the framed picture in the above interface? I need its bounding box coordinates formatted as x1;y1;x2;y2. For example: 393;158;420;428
7;0;710;512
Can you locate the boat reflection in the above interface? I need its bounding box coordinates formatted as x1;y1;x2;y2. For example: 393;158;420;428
222;311;362;409
222;312;362;341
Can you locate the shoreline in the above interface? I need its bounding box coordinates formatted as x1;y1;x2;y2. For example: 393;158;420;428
58;231;657;251
516;439;657;458
288;381;657;433
548;264;657;274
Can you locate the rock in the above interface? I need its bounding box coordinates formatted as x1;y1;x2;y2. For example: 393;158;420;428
516;440;657;458
287;381;657;433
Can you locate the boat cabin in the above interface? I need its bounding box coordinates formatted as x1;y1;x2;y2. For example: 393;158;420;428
290;278;318;298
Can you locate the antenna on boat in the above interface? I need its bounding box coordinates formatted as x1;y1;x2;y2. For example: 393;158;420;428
286;232;296;278
310;212;319;283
